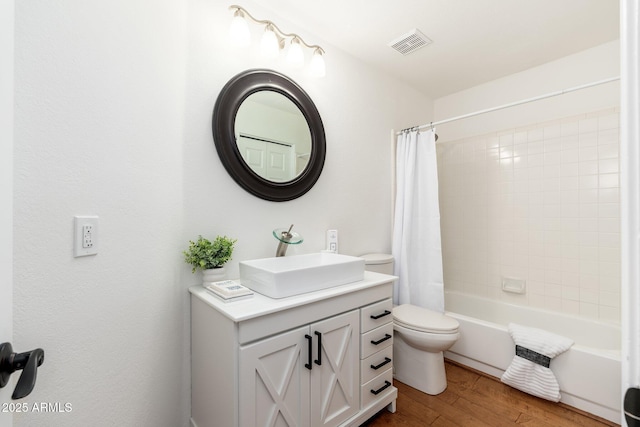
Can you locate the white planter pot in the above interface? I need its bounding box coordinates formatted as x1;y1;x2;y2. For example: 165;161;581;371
202;267;226;284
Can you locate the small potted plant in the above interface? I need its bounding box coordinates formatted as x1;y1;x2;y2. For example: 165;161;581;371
184;235;237;283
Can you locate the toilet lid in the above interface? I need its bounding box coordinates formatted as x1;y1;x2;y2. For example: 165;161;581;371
360;253;393;265
393;304;459;334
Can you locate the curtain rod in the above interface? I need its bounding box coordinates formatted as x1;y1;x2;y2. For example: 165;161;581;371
396;76;620;135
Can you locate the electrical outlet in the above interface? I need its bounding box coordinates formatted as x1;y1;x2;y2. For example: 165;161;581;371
82;224;94;248
74;216;99;257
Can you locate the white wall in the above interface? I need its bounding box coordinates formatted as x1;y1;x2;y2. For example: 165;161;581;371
12;0;431;426
435;41;621;322
434;41;620;140
0;1;14;425
13;1;187;425
181;0;432;277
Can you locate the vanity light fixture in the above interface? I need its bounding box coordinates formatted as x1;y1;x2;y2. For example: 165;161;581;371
228;5;326;77
229;8;251;48
309;48;326;78
260;24;280;59
286;37;305;68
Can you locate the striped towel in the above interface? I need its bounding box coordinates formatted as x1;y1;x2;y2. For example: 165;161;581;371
500;323;573;402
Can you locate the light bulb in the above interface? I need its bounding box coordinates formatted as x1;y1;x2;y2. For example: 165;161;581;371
286;38;304;68
310;49;326;78
260;25;280;59
229;10;250;48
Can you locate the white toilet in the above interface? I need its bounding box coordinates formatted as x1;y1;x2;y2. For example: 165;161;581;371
362;253;460;395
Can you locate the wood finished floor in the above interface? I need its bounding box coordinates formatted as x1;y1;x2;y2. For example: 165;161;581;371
362;360;618;427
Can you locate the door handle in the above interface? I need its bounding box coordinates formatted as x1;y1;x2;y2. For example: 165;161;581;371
624;387;640;426
314;331;322;366
304;335;313;370
0;342;45;399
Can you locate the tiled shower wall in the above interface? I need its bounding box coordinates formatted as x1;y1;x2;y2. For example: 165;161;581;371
437;108;620;324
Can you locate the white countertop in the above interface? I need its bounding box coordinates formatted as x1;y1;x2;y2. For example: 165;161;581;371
189;270;397;323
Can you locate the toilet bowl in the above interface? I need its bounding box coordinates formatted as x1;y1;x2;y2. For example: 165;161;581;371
360;254;460;396
392;303;459;395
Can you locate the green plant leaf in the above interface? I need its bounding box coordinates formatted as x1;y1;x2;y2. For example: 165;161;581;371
183;235;237;273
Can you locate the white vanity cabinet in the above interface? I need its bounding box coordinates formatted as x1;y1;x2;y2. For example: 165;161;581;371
190;272;397;427
239;310;360;427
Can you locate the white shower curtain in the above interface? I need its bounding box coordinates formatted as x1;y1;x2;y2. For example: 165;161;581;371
621;1;640;425
392;129;444;313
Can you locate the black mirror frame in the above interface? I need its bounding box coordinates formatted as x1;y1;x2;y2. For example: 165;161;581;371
212;69;326;202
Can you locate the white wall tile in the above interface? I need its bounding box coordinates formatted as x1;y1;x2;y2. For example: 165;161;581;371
580;146;598;161
599;158;619;174
579;188;599;206
598;143;619;159
580;274;599;289
598;188;620;206
579;117;598;133
599;232;621;248
600;275;620;292
579;175;598;189
599;218;620;234
545;297;563;312
561;134;580;150
561;121;579;137
598;129;619;146
562;285;580;301
514;131;528;144
544;137;562;152
599;173;619;188
439;109;620;324
599;246;621;263
599;291;620;308
579;160;598;175
598;114;619;130
528;128;544;142
559;162;579;177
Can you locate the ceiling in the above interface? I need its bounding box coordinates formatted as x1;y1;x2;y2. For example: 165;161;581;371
261;0;620;98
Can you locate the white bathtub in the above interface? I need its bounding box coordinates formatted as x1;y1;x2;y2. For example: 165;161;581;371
443;291;621;424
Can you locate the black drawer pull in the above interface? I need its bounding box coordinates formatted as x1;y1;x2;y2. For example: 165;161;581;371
304;334;312;370
370;333;392;346
370;310;391;320
370;380;392;395
370;357;391;370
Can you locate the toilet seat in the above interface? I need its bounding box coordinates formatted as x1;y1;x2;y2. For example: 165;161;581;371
393;304;459;334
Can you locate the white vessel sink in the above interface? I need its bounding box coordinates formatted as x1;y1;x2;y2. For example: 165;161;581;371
239;253;365;298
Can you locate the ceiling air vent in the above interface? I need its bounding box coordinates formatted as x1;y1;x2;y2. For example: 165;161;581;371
388;29;432;56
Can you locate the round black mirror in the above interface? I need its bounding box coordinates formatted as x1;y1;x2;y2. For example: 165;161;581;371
213;69;326;202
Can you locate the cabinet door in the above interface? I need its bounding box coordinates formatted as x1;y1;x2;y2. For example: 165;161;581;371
240;326;311;427
310;310;360;427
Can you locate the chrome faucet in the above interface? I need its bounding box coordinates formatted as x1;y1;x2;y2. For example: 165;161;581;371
275;224;295;257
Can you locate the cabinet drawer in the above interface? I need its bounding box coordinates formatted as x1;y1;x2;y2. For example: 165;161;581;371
361;299;393;333
360;346;393;385
361;368;394;409
360;322;393;359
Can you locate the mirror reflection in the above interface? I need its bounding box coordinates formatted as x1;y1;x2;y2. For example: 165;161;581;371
234;91;311;182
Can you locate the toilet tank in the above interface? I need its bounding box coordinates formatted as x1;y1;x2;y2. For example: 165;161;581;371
361;253;394;275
